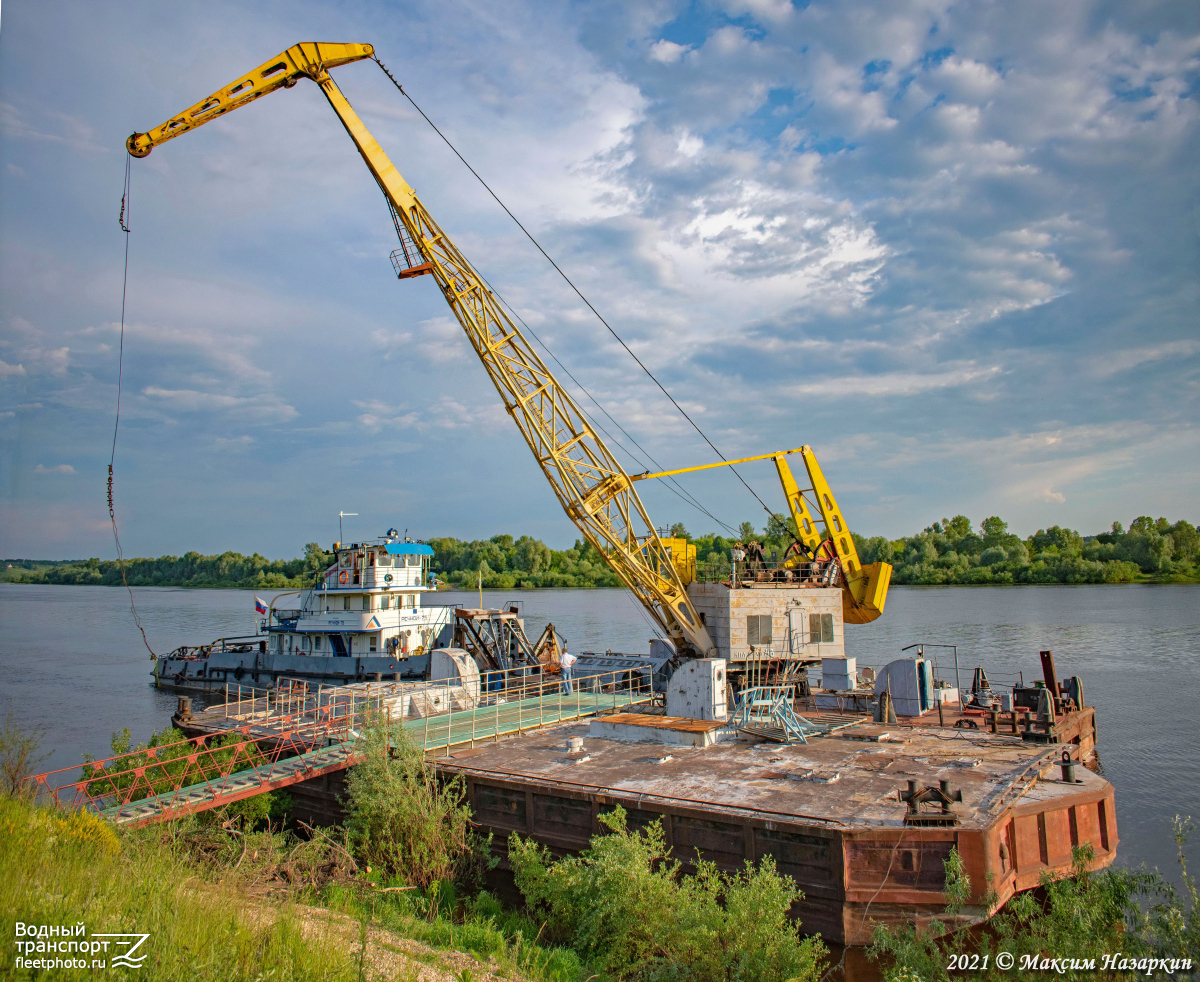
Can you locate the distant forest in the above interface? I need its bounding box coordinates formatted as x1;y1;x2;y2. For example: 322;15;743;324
4;514;1197;589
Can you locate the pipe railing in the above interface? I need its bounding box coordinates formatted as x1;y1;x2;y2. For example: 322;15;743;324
26;664;654;819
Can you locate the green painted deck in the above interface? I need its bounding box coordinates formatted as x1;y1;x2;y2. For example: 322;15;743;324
400;687;650;751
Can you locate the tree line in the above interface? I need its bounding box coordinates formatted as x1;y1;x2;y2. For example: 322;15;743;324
854;514;1198;585
3;543;333;589
4;514;1196;589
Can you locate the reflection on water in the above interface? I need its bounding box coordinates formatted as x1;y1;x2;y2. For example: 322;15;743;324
1;582;1197;880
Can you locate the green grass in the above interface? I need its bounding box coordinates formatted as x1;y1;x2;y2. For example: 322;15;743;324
0;795;360;981
0;792;587;981
322;884;586;982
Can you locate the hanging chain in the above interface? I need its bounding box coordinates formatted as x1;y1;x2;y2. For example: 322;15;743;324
111;156;157;660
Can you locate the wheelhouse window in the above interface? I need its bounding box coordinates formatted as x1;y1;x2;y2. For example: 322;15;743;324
406;554;422;567
378;552;392;567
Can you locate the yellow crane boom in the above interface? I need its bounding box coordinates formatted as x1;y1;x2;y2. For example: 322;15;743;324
127;42;717;658
633;447;892;624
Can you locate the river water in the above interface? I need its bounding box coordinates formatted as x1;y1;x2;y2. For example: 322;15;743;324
1;582;1197;881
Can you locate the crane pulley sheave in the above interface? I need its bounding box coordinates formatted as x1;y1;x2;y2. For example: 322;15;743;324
127;42;718;659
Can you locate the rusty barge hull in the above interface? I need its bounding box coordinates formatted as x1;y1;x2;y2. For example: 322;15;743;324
426;709;1114;946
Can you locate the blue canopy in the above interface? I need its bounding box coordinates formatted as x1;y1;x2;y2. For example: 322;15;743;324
384;542;434;556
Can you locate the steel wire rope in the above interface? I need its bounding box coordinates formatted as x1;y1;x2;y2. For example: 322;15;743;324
473;268;739;537
110;158;158;659
371;56;777;524
376;134;734;536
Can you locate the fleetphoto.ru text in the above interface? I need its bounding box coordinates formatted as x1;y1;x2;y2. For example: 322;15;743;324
14;922;150;971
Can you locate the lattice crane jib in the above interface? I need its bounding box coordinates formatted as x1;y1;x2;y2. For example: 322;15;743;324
126;42;717;659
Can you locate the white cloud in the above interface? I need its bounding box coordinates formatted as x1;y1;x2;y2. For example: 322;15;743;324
1;0;1197;552
650;40;691;64
720;0;796;24
0;101;108;155
142;387;298;423
355;400;420;432
353;395;506;433
791;364;1001;399
1089;340;1200;378
34;463;75;474
212;435;255;451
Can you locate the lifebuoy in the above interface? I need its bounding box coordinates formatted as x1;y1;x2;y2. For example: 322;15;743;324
338;570;348;584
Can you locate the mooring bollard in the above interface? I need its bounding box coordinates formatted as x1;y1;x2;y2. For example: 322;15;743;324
1059;749;1079;784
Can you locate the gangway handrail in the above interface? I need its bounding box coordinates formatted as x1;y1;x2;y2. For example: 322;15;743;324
22;665;654;826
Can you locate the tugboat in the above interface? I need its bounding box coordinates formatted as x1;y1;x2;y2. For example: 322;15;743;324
154;530;455;692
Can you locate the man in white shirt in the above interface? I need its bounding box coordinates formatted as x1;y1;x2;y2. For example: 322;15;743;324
560;646;577;694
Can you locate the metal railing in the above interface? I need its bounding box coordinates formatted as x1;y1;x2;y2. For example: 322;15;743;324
411;664;655;752
24;665;654;824
162;635;263;661
694;557;842;587
20;696;372;821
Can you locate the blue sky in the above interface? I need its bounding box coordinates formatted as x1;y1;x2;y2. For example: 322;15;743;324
1;0;1197;558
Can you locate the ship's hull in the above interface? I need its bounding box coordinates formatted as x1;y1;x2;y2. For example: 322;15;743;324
154;649;433;693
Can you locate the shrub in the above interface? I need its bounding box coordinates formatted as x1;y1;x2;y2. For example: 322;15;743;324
342;718;480;891
0;702;51;794
869;842;1166;982
509;807;826;982
978;546;1007;567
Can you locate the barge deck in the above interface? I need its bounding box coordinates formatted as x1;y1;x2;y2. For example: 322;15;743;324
435;709;1114;944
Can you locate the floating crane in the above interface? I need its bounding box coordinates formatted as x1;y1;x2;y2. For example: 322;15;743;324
126;42;889;664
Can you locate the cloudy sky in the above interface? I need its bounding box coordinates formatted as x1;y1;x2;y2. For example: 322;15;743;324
1;0;1197;559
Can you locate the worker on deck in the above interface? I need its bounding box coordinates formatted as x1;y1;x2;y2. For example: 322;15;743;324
560;646;577;695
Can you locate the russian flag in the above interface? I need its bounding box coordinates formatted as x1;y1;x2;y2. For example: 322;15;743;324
255;596;268;615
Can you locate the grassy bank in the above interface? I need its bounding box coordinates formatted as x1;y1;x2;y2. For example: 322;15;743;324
0;792;592;982
0;795;361;980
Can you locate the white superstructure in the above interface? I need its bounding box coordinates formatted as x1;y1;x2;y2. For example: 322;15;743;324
266;531;452;661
